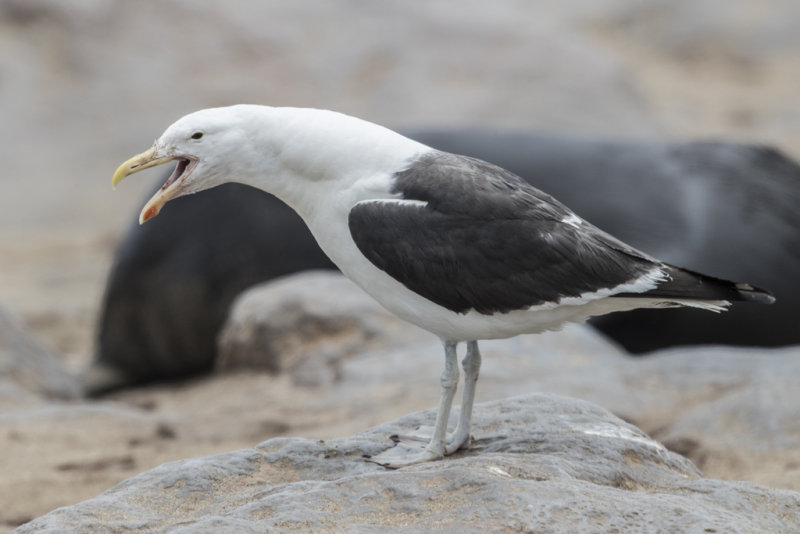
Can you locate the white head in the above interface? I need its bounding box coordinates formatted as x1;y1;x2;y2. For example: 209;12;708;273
112;105;427;224
113;105;284;223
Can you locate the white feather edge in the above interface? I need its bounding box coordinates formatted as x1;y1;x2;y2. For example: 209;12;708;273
355;198;428;208
552;265;729;313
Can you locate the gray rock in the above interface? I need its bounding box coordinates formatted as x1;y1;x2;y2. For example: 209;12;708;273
466;338;800;488
0;304;80;400
631;346;800;486
216;272;800;488
15;394;800;533
7;271;800;525
217;271;428;386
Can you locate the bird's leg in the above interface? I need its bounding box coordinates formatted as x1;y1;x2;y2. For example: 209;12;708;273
423;340;460;457
366;340;460;468
444;340;481;454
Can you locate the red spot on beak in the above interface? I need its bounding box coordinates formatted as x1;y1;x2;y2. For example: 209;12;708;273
141;205;160;222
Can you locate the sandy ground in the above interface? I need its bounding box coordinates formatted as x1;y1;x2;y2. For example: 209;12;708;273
2;1;800;531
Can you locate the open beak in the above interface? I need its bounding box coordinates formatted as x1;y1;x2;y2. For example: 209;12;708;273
112;146;197;224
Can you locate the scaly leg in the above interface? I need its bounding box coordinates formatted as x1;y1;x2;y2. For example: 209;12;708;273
445;340;481;454
367;340;460;468
425;340;460;457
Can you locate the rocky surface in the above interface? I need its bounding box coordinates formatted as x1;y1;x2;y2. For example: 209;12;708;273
221;272;800;493
3;272;800;531
16;394;800;533
217;272;429;386
0;305;80;401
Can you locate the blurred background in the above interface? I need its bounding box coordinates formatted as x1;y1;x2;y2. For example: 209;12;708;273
2;0;800;528
2;0;800;369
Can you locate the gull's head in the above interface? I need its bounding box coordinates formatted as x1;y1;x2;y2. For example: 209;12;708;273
112;105;274;224
113;105;429;224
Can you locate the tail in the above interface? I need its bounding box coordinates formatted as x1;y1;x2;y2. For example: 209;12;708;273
617;264;775;308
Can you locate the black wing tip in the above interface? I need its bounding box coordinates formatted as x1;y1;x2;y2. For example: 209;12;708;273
734;283;776;305
635;265;777;305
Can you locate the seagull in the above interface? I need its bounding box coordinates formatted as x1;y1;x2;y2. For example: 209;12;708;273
112;105;774;467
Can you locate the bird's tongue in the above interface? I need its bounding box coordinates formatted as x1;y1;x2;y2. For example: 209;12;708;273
163;158;190;189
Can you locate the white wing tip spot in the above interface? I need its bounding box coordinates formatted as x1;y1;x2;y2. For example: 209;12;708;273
561;213;583;228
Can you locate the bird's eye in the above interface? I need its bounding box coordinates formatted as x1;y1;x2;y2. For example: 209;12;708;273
190;132;204;140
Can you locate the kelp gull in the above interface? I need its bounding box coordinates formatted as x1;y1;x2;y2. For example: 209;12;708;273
112;105;773;467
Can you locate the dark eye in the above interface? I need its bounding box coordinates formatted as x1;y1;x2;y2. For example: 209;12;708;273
190;132;204;140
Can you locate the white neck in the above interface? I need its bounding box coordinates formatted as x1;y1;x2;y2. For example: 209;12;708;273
229;106;430;220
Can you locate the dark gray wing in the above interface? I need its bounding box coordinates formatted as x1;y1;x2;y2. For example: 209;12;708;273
348;152;661;315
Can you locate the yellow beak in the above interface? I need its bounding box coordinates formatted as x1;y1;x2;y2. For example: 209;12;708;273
112;146;175;188
112;146;182;224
